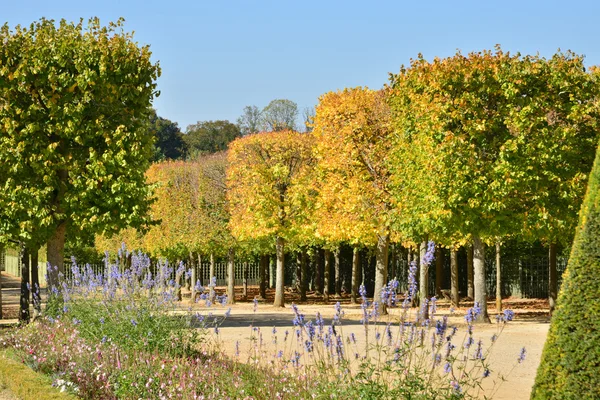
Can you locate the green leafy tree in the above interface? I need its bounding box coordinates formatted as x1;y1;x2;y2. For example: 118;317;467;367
184;120;241;158
0;18;160;292
531;141;600;399
237;105;262;136
149;110;186;161
261;99;298;132
389;48;600;321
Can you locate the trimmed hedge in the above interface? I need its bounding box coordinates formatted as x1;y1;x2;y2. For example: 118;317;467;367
531;142;600;400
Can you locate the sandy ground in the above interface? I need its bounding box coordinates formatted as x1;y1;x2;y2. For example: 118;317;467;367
1;276;550;399
194;298;550;400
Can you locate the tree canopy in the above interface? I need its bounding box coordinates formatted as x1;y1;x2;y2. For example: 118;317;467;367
184;120;241;158
0;17;160;289
149;110;186;162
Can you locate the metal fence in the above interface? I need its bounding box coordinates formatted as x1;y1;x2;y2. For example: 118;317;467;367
0;244;567;298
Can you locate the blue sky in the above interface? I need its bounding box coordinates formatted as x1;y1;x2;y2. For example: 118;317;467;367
3;1;599;131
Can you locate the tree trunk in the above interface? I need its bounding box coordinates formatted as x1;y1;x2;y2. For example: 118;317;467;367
0;244;3;319
46;221;67;295
373;233;389;314
227;248;235;305
334;247;342;297
273;236;285;307
191;253;198;304
419;240;429;320
243;261;249;300
450;248;459;307
30;247;41;318
473;236;489;323
300;249;308;302
315;248;323;295
209;253;216;303
295;253;302;293
435;245;443;297
496;242;502;312
175;259;183;301
259;255;267;299
467;244;474;299
549;242;558;315
323;249;331;302
197;253;203;286
269;255;276;289
351;246;361;304
20;245;30;324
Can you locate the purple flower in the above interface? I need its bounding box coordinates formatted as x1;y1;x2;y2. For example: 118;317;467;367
421;241;436;266
444;362;452;374
483;369;491;378
518;347;527;363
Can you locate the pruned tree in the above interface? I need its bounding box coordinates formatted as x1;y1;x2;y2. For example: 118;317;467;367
227;130;314;307
311;87;393;311
0;18;160;295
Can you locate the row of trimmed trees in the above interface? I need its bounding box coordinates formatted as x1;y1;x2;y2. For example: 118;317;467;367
100;49;600;319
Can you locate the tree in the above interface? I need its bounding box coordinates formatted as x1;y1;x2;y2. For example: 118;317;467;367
311;87;393;310
227;131;314;307
237;105;262;136
0;18;160;293
149;110;186;161
302;106;315;133
184;120;241;158
261;99;298;132
388;48;599;321
531;141;600;399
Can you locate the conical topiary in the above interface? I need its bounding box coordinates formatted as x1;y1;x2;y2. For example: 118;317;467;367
531;142;600;400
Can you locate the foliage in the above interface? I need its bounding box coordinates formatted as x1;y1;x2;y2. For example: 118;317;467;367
184;120;241;158
97;153;234;260
0;17;160;287
388;47;600;246
531;141;600;400
55;254;209;357
227;130;314;244
237;105;262;136
311;87;393;247
148;110;186;162
261;99;298;132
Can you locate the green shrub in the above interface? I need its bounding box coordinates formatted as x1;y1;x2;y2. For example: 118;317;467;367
531;142;600;400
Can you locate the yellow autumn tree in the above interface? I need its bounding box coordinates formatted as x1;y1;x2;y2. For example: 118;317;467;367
311;87;394;310
227;131;314;307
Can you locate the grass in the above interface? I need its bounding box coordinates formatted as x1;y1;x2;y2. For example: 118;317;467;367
0;349;77;400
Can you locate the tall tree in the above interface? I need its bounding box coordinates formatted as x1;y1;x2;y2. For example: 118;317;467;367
184;120;241;158
311;87;393;311
227;130;314;307
237;105;262;136
389;48;599;321
149;110;186;161
0;18;160;294
261;99;298;132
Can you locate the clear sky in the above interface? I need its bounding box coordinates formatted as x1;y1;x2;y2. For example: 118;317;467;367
3;0;599;131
